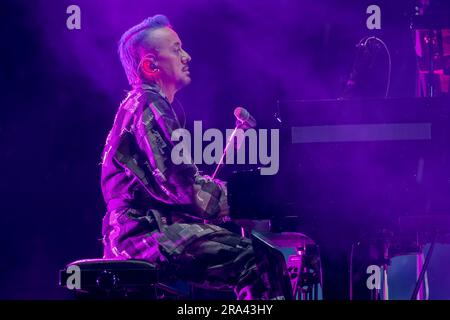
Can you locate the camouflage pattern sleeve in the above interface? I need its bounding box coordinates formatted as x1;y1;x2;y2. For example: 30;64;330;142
134;95;229;221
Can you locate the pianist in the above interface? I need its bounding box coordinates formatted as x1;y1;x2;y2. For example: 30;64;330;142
100;15;286;300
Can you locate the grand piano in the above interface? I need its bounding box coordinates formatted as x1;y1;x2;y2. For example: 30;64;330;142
228;96;450;299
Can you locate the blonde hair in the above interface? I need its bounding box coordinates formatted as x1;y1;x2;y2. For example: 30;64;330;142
118;15;170;85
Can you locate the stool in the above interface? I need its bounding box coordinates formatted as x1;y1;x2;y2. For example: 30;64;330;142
59;259;189;300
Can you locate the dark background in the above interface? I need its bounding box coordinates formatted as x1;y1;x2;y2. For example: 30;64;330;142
0;0;443;298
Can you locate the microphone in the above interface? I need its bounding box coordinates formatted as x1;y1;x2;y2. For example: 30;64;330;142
234;107;257;128
211;107;257;179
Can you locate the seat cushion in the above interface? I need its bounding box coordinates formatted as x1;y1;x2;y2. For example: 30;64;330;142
67;258;157;270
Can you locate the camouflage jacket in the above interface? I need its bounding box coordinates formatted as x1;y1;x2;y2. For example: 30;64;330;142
100;83;229;227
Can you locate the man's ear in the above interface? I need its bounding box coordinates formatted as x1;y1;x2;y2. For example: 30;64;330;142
140;54;159;76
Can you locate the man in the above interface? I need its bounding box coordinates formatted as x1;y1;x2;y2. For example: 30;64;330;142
101;15;286;299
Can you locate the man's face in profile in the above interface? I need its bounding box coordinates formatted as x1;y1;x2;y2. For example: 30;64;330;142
149;27;192;90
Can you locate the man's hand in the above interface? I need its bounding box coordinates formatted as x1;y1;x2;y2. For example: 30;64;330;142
215;180;230;222
195;175;230;224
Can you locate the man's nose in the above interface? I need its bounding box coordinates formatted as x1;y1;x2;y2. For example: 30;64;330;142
182;50;191;63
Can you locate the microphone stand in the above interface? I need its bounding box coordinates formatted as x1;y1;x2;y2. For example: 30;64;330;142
212;121;245;180
211;120;253;236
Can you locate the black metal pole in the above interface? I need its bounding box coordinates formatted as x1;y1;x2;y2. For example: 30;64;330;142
410;233;436;300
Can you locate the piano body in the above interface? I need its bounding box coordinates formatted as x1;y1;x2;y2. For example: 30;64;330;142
228;96;450;299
